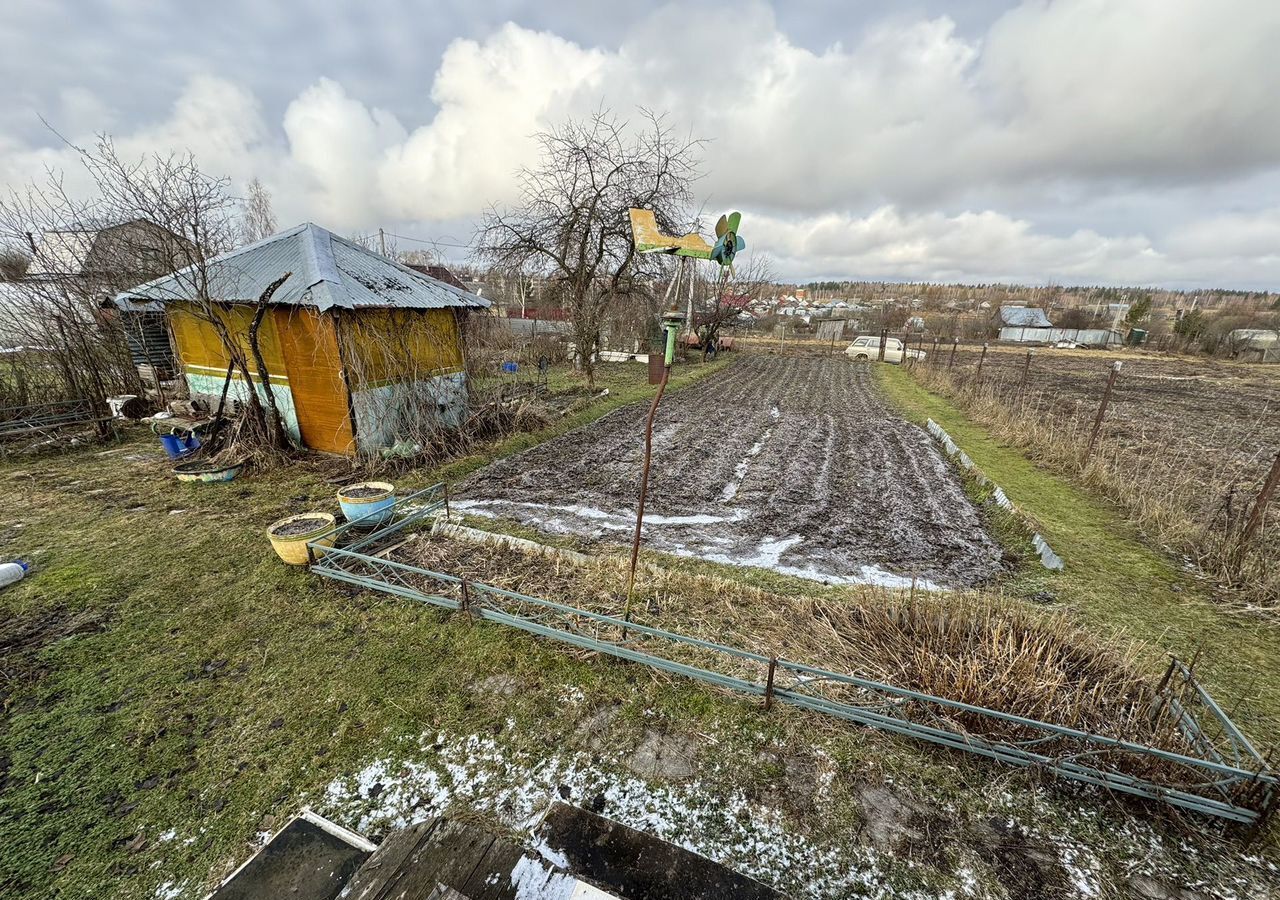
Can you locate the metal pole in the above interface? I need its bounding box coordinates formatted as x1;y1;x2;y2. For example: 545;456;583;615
378;227;387;256
443;482;451;521
764;657;778;711
1241;450;1280;545
1085;361;1123;461
878;328;887;362
948;338;958;369
625;307;683;620
931;337;939;367
976;342;989;380
1019;349;1035;393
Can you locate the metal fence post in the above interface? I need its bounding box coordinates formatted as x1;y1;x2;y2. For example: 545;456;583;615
1085;361;1123;461
1019;348;1035;394
975;342;989;381
949;337;958;369
764;656;777;711
1241;449;1280;545
931;337;940;367
460;578;472;623
443;482;451;521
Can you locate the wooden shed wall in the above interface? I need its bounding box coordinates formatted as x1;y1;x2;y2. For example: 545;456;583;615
339;308;463;386
273;308;353;454
166;304;467;456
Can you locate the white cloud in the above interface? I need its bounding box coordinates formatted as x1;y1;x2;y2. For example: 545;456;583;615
2;1;1279;286
756;205;1280;288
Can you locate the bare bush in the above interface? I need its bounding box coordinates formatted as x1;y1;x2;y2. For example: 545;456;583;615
477;109;703;388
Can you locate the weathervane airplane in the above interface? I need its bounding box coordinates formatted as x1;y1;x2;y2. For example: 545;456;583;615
628;208;745;269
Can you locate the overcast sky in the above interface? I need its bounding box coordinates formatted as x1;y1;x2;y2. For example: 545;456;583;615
3;0;1279;289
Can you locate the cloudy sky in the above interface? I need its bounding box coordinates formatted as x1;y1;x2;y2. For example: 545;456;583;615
2;0;1278;288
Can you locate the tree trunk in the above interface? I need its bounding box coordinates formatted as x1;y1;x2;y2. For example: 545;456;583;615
246;273;293;449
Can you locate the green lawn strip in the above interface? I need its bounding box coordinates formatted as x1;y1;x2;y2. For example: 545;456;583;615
876;364;1280;743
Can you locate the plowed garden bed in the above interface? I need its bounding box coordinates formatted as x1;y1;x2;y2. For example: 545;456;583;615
457;356;1002;588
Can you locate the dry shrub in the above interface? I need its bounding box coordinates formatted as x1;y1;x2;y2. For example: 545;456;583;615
396;533;1181;751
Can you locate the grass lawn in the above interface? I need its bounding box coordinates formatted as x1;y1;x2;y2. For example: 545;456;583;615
877;363;1280;744
0;359;754;899
3;353;1279;899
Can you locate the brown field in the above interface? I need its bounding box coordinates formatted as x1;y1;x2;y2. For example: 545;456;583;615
915;343;1280;604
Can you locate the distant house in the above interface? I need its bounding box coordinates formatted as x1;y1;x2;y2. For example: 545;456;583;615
23;219;188;374
113;223;490;455
998;303;1120;348
405;264;466;291
999;305;1054;328
1228;329;1280;363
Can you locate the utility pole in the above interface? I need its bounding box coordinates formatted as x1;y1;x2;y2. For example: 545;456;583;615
378;227;387;257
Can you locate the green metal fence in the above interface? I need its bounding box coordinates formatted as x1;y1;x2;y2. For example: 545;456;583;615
309;484;1278;826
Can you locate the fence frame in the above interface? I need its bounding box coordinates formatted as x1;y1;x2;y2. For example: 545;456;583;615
308;486;1278;826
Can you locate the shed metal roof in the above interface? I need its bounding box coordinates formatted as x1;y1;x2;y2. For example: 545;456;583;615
112;223;489;313
999;305;1054;328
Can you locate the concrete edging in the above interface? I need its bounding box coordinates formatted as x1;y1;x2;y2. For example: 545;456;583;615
926;419;1064;571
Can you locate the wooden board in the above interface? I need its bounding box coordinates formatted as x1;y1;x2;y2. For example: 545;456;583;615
274;307;355;453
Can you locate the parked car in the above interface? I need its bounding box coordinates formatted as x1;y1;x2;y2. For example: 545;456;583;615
845;336;925;363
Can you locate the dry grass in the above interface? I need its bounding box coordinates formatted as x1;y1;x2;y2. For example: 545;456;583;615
910;364;1280;612
394;532;1195;758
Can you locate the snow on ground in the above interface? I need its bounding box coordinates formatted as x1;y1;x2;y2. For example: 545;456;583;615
316;729;942;900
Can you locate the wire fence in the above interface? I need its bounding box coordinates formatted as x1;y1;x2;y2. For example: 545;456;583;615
308;486;1279;827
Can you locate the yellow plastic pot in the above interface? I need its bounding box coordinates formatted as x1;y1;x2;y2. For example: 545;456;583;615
267;512;337;566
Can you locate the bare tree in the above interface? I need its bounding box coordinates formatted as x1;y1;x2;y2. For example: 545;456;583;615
0;135;293;454
476;110;702;387
689;254;775;358
238;177;278;245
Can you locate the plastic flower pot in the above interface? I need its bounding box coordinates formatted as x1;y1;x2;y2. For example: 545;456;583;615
267;513;337;566
337;481;396;527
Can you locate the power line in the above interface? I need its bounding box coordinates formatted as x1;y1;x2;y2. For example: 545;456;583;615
384;231;473;250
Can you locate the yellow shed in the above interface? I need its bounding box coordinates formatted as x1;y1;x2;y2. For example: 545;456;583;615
113;223;489;455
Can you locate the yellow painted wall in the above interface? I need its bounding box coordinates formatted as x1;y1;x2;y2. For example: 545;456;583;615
340;308;463;387
168;302;287;382
272;307;354;454
166;303;466;455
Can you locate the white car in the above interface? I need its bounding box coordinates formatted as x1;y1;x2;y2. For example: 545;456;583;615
845;335;925;364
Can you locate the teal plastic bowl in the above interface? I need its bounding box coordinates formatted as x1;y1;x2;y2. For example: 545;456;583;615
337;481;395;527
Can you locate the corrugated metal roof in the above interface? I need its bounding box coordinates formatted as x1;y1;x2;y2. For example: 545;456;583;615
999;305;1054;328
112;223;489;313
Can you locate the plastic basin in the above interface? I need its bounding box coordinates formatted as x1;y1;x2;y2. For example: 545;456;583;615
337;482;396;527
267;513;337;565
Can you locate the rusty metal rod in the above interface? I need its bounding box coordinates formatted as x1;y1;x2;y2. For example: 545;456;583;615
975;341;988;380
1019;348;1035;393
624;362;672;620
948;337;958;369
1241;449;1280;545
1085;361;1123;461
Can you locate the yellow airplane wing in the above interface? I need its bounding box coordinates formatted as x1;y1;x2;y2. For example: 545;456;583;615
628;208;712;259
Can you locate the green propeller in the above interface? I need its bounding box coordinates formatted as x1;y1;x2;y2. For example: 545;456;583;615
710;211;745;270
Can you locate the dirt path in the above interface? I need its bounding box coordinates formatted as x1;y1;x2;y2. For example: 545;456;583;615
457;356;1001;588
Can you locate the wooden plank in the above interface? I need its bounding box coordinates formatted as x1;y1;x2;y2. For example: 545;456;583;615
410;819;498;894
342;819;439;900
456;834;530;900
